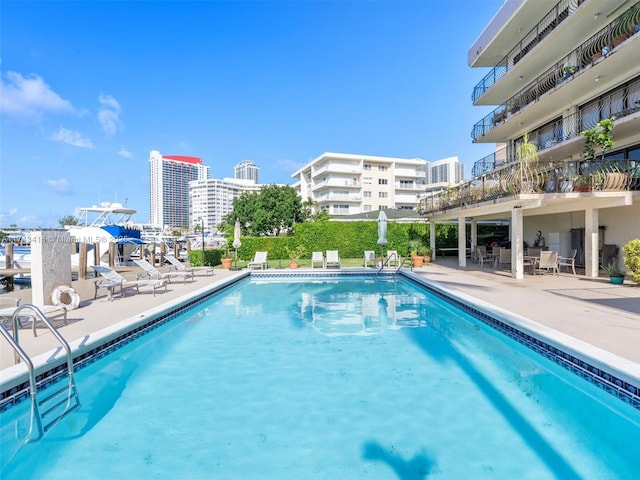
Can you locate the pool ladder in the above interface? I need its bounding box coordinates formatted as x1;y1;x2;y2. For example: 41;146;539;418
0;305;80;442
377;253;412;277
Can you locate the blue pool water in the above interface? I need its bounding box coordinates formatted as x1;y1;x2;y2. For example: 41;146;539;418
1;275;640;478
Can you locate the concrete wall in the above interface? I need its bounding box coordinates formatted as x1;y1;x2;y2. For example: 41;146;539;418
30;230;72;305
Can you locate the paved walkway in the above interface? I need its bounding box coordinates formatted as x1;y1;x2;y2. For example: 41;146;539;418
1;262;639;374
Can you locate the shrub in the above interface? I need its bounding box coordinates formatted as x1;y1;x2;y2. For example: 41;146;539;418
622;238;640;284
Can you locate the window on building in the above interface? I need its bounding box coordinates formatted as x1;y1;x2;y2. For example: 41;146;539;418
363;191;372;198
378;192;388;198
378;179;388;185
378;165;388;171
363;205;372;212
363;176;372;185
333;204;349;214
363;164;372;170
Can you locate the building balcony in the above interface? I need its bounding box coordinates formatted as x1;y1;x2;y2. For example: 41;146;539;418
420;157;640;215
317;193;362;202
311;179;362;191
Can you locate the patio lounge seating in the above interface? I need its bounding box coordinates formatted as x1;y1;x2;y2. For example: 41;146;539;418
134;259;194;284
165;254;214;276
0;297;67;335
325;250;341;268
92;265;167;300
386;250;399;267
558;249;577;275
312;251;325;269
248;251;269;270
535;251;559;276
363;250;376;267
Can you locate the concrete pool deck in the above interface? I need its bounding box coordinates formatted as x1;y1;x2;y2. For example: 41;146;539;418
1;262;640;373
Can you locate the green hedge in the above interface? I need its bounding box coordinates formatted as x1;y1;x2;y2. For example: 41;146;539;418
188;249;222;266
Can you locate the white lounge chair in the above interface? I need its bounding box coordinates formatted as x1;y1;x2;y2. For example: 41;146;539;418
325;250;341;268
363;250;376;268
165;254;214;276
558;249;577;275
92;265;167;300
535;250;559;276
0;298;67;335
133;259;194;284
311;251;325;269
247;251;269;270
386;250;399;267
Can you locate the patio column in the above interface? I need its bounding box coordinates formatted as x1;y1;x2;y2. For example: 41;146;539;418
585;207;600;277
511;207;524;279
458;215;467;268
429;221;436;261
470;219;478;252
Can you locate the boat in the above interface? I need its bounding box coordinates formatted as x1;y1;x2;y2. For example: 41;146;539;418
65;202;143;267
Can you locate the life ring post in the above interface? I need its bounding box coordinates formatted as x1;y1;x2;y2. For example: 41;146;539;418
52;285;80;310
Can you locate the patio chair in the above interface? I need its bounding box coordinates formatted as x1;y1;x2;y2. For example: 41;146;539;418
92;265;167;300
311;251;325;269
165;254;214;276
386;250;399;267
247;251;269;270
535;251;559;276
325;250;341;268
558;249;577;275
363;250;376;268
474;246;488;267
496;248;511;269
0;298;68;335
133;259;194;284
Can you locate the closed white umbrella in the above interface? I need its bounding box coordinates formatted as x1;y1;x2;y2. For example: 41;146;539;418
377;210;388;268
232;220;241;268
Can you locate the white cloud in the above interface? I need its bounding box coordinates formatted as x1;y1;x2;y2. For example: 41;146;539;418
118;148;132;158
97;93;122;135
46;178;73;194
49;127;95;148
0;70;74;120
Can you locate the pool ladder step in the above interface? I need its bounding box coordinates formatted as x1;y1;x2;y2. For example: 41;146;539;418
0;304;81;442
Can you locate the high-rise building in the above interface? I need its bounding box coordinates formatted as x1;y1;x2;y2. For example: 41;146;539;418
291;152;463;215
189;178;262;230
149;150;209;229
234;161;260;183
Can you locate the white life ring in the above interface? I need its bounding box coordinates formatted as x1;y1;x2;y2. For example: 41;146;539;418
52;285;80;310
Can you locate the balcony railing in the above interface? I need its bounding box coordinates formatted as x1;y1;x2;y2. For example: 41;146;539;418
421;158;640;215
472;0;585;102
472;2;640;141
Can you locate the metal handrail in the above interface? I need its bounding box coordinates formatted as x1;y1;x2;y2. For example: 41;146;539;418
0;323;43;440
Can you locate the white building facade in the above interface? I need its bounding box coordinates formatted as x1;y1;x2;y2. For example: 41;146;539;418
291;152;462;215
189;178;263;230
149;150;210;229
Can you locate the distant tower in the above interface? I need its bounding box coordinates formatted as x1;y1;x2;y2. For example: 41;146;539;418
233;161;259;183
149;150;209;229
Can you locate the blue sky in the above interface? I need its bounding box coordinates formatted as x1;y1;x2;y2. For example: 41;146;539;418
1;0;503;228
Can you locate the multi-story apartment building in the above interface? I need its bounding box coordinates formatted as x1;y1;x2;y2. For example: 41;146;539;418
423;0;640;279
292;152;462;215
233;160;260;183
149;150;210;229
189;178;263;230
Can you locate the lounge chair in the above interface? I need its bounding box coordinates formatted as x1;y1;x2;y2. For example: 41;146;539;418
386;250;399;267
165;254;214;276
133;259;194;284
325;250;341;268
558;249;577;275
92;265;167;300
247;251;269;270
363;250;376;267
312;251;325;269
0;298;67;335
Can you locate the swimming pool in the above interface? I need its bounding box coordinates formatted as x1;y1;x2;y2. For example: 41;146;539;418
1;272;640;478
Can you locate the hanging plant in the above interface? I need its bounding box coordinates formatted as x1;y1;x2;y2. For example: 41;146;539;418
581;117;616;160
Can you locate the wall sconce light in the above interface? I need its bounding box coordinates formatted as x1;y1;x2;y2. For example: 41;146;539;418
593;12;600;20
594;76;601;82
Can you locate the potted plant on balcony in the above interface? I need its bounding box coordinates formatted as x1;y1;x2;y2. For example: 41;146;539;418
601;262;625;284
286;245;306;269
573;175;591;192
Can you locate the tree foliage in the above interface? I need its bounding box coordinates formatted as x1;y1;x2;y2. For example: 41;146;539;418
58;215;78;227
224;185;305;236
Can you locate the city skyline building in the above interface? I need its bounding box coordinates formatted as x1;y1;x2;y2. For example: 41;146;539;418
149;150;209;229
233;160;260;183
